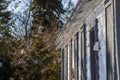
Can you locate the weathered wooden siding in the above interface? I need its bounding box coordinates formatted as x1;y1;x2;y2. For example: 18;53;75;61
54;0;120;80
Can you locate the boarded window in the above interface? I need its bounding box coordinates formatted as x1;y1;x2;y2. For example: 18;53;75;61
90;29;95;80
90;28;99;80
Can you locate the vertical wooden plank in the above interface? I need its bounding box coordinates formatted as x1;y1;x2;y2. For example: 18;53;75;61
64;46;68;80
74;37;77;80
68;40;72;80
72;39;75;80
74;33;79;80
61;49;64;80
80;24;87;80
66;45;68;80
64;48;66;80
81;31;85;80
106;4;113;80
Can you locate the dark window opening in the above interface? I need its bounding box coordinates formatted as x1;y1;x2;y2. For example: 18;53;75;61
90;29;99;80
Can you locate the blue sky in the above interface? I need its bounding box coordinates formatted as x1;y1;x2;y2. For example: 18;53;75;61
8;0;30;13
63;0;78;8
7;0;78;35
8;0;78;13
72;0;78;5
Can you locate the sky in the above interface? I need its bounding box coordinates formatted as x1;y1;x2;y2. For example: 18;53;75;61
7;0;78;35
8;0;30;13
8;0;78;14
72;0;78;5
63;0;78;9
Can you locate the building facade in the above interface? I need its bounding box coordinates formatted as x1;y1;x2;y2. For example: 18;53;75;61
54;0;120;80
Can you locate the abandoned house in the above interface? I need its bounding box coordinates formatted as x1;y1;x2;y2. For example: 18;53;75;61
54;0;120;80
